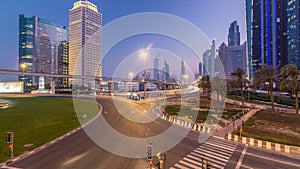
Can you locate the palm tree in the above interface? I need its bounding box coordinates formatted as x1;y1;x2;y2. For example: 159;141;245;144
278;64;300;114
231;68;247;106
211;76;226;102
254;64;277;112
198;75;211;96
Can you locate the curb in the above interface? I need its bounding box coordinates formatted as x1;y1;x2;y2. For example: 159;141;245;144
160;114;218;135
225;133;300;156
0;103;103;168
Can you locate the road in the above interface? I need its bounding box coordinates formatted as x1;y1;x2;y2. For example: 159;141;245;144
4;96;300;169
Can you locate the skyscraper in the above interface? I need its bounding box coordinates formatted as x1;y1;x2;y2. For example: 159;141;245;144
153;55;160;81
249;0;288;78
228;21;240;46
287;0;300;68
219;21;247;78
163;59;170;82
202;49;211;76
69;0;102;87
57;41;69;88
198;62;203;76
180;59;186;82
18;14;68;89
246;0;253;77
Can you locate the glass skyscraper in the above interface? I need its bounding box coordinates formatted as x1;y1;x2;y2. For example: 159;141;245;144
249;0;288;78
18;14;68;89
287;0;300;69
69;0;102;88
228;21;240;46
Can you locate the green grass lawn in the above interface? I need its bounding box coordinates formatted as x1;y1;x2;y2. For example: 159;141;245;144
164;97;247;123
0;97;99;162
233;110;300;146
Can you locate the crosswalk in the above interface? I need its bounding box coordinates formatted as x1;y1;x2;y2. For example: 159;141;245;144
171;137;237;169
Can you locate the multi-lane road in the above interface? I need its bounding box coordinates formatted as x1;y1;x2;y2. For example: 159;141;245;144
4;96;300;169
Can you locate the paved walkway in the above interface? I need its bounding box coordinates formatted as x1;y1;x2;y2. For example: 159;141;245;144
213;109;259;138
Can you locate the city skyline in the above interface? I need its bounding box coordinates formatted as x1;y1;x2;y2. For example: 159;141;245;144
0;0;246;81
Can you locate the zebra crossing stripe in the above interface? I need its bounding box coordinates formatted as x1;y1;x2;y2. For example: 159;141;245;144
194;148;230;160
205;141;236;151
207;139;237;149
187;154;224;169
171;138;237;169
174;163;191;169
176;158;201;168
197;145;233;157
191;152;227;166
182;157;202;167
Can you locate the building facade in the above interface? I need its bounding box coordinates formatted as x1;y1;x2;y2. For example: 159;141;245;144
69;0;102;88
57;41;69;88
153;56;160;81
287;0;300;68
228;21;241;46
18;14;68;89
248;0;288;78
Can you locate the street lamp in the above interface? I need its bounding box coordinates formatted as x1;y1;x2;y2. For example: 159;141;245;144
246;76;250;101
140;49;149;99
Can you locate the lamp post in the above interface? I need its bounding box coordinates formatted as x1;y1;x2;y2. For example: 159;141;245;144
140;50;148;99
246;76;250;101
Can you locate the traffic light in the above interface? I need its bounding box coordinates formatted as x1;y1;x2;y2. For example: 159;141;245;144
241;121;245;127
8;144;13;150
146;144;153;160
6;132;12;143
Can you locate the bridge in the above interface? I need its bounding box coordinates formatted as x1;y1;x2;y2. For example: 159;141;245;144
0;69;179;94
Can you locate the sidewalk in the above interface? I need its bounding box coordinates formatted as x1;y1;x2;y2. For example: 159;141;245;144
213;109;259;138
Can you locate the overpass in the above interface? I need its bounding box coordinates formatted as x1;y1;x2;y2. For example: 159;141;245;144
0;69;179;94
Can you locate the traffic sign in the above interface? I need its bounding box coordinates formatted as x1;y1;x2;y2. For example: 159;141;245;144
8;144;13;150
146;144;153;160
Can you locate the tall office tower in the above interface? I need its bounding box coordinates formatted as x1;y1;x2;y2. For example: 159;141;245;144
18;14;68;90
198;62;203;76
246;0;253;77
57;41;69;88
180;59;186;83
163;59;170;82
218;42;228;76
153;55;160;81
202;49;211;76
209;40;216;77
250;0;288;78
228;21;241;46
69;0;102;87
287;0;300;68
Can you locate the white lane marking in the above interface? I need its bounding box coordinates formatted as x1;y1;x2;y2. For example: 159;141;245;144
240;164;254;169
199;145;233;157
193;149;229;163
205;141;236;151
187;154;224;169
246;152;300;168
174;163;190;169
190;152;226;166
177;158;201;168
182;157;202;167
194;148;230;160
235;145;248;169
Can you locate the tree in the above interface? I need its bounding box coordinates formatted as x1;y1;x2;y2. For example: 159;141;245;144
231;68;248;106
278;64;300;114
254;64;277;112
198;75;211;96
211;76;226;102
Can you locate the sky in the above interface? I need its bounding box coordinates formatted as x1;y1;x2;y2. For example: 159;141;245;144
0;0;246;81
